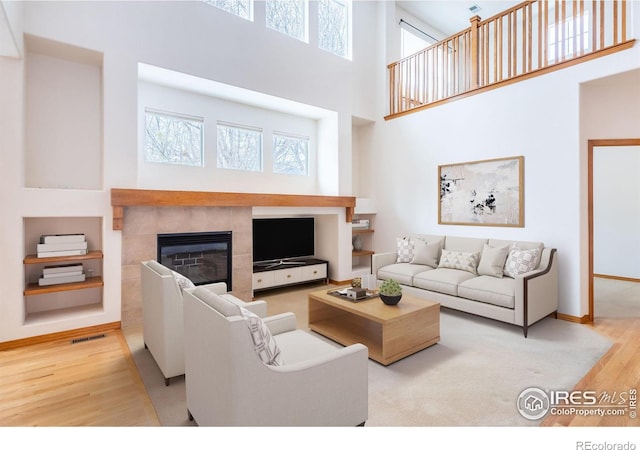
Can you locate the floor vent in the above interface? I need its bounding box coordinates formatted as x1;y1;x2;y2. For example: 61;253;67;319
71;333;106;344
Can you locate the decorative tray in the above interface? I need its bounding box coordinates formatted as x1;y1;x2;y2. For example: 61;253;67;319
326;288;379;302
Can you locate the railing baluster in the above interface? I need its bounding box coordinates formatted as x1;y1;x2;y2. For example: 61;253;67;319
573;0;578;57
579;0;584;56
599;0;604;49
499;17;503;81
512;11;517;76
528;4;533;72
622;0;627;42
453;37;458;94
543;0;548;66
553;0;560;63
484;23;489;86
592;0;597;52
613;0;618;45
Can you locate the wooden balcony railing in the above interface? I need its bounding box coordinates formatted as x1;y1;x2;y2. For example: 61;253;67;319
387;0;635;119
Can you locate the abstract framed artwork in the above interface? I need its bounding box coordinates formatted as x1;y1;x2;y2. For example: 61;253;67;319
438;156;524;227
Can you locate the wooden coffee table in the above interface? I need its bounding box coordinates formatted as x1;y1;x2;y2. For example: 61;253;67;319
308;289;440;365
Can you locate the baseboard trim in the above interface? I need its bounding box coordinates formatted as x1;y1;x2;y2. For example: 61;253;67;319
557;313;591;324
329;278;352;286
594;273;640;283
0;321;122;351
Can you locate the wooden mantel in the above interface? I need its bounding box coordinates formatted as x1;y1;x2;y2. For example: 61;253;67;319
110;188;356;230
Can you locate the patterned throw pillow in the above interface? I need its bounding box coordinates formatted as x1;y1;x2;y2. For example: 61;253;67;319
411;240;441;268
396;237;415;263
437;249;480;275
503;245;541;278
239;306;284;366
172;271;195;291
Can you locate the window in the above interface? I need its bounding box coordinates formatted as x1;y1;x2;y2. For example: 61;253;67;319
318;0;350;58
273;132;309;175
266;0;308;42
145;109;203;166
202;0;253;21
548;11;590;61
216;122;262;172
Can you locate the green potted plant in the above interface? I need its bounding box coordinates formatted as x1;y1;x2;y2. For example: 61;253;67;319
378;278;402;305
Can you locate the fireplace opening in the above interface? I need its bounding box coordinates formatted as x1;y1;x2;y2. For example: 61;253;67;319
157;231;232;289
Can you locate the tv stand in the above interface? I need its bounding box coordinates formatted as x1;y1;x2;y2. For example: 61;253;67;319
252;258;328;293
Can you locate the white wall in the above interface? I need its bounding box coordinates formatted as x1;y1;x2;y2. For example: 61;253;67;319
25;46;103;190
0;0;380;343
360;43;640;318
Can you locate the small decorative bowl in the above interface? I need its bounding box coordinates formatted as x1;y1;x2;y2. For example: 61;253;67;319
379;294;402;305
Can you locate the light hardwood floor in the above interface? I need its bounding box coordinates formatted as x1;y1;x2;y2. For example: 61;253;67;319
1;280;637;427
0;328;159;426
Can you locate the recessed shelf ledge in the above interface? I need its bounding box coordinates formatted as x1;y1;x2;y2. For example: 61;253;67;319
110;188;356;230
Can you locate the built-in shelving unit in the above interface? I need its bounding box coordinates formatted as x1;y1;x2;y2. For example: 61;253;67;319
352;225;375;274
351;199;376;276
23;217;104;324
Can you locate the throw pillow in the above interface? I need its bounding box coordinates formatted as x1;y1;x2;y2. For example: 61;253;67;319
396;237;415;263
503;245;541;278
437;249;480;275
172;270;195;291
239;306;284;366
477;244;509;278
411;240;441;268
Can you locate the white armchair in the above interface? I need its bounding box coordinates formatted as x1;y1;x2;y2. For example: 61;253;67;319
183;286;369;426
140;260;267;386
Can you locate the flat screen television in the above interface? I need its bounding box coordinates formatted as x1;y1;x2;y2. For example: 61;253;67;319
252;217;315;264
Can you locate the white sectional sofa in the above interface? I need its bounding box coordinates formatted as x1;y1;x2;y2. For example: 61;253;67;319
372;234;558;337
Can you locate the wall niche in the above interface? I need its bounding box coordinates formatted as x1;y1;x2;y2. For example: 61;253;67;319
24;34;103;190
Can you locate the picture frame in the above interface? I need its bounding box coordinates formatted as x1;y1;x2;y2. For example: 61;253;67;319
438;156;524;227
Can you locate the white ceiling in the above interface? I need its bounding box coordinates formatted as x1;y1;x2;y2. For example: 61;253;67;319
396;1;520;36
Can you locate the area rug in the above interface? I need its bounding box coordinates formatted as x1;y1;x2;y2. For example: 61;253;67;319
124;304;612;427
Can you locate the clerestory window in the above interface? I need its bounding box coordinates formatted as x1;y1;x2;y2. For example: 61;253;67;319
273;132;309;175
202;0;253;21
266;0;308;42
216;122;263;172
318;0;351;59
145;109;204;167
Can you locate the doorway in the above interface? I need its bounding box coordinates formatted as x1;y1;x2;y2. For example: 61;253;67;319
588;139;640;322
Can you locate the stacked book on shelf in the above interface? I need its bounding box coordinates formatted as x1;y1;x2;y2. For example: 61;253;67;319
351;219;370;230
39;263;86;286
37;233;87;258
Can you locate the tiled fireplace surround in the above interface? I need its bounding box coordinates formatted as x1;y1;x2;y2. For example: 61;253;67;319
120;206;253;328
